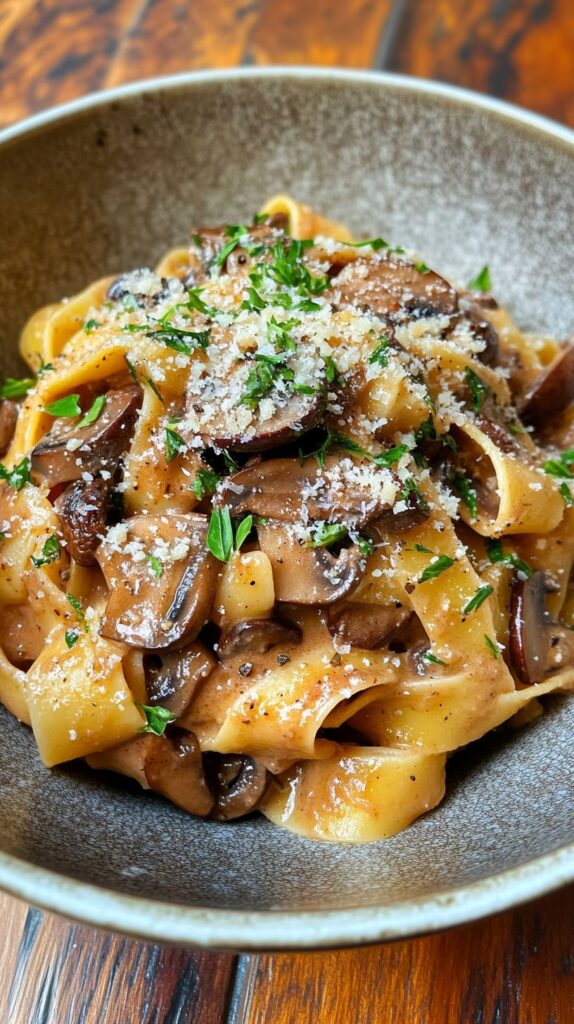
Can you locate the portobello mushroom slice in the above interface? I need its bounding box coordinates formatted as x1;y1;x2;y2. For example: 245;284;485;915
327;602;411;649
509;570;574;685
218;455;395;526
87;731;214;817
0;400;18;455
97;513;218;649
107;268;172;307
55;475;112;566
204;753;269;820
519;343;574;427
185;214;289;284
257;520;365;604
330;254;458;321
144;643;216;718
31;384;142;486
218;617;302;659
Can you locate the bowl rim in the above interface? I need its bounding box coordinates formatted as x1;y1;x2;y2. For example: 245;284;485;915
0;67;572;950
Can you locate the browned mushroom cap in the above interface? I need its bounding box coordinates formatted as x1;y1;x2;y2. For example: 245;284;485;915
144;731;214;817
218;617;302;659
97;513;218;649
519;343;574;427
327;602;411;649
257;520;365;604
456;303;500;366
55;475;112;566
204;753;269;820
509;570;574;685
219;455;393;526
0;400;18;455
144;643;215;718
330;254;458;320
185;215;289;284
31;385;142;487
106;268;171;307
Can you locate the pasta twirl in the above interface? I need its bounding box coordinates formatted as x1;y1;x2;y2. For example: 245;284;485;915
0;198;572;842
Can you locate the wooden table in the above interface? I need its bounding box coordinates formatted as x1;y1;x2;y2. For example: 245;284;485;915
0;2;573;1021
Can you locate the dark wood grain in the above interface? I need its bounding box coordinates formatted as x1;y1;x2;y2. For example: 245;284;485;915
233;886;574;1023
0;1;573;1022
0;893;236;1024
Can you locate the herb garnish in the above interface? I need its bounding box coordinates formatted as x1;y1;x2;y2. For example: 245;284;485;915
234;514;253;552
543;449;574;479
401;477;429;513
465;368;490;413
349;238;389;252
306;522;348;548
559;482;573;506
423;652;446;666
44;394;82;418
452;471;478;519
192;468;220;499
148;326;210;355
369;336;391;368
66;593;88;632
0;457;31;492
146;553;164;578
206;508;253;562
144;377;164;403
463;584;494;615
467;265;491;293
78;395;106;429
417;553;455;583
31;534;61;568
486;539;532;578
357;535;374;557
0;377;34;399
138;704;176;736
484;634;501;659
37;356;54;377
165;423;185;462
83;319;101;333
65;629;80;649
374;444;409;468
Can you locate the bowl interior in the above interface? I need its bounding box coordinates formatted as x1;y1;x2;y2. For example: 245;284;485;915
0;73;572;931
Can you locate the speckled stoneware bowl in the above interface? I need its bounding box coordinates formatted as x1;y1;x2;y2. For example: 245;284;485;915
0;69;572;951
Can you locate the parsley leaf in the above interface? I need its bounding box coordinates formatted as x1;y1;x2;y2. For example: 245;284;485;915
241;286;267;312
65;628;80;649
374;444;409;468
192;468;220;499
486;539;532;578
559;481;573;506
31;534;61;568
146;553;164;578
0;377;34;399
357;535;374;557
324;357;339;384
453;471;478;519
207;507;234;562
66;593;88;632
418;553;455;583
0;456;31;491
44;394;81;418
138;704;176;736
484;634;501;659
83;319;101;333
124;355;139;382
401;477;430;513
369;336;391;368
37;357;54;377
148;326;210;354
165;424;185;462
423;652;446;666
306;522;348;548
467;265;492;293
543;449;574;479
186;287;219;318
234;514;253;552
414;543;432;553
463;584;494;615
144;377;164;403
78;395;106;429
349;238;389;252
267;316;298;353
465;368;490;413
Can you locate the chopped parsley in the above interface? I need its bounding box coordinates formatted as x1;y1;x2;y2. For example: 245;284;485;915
401;477;429;513
306;522;348;548
186;287;219;318
486;538;532;578
36;357;54;377
543;449;574;479
349;238;389;252
418;553;455;583
31;534;61;568
374;444;409;468
146;553;164;579
0;456;31;492
452;471;478;519
148;325;210;355
559;482;573;506
324;357;339;384
192;468;220;499
83;319;101;333
415;260;430;274
239;354;294;409
465;368;490;413
78;394;106;429
467;265;492;293
241;286;267;312
138;704;176;736
357;535;374;557
65;629;80;649
165;424;185;462
44;394;82;418
213;224;249;270
267;316;298;353
124;355;139;381
369;336;391;368
0;377;34;399
463;584;494;615
414;543;432;553
144;377;164;403
423;652;446;666
484;634;501;659
66;593;88;632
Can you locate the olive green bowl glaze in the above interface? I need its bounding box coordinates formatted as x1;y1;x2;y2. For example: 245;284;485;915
0;70;572;951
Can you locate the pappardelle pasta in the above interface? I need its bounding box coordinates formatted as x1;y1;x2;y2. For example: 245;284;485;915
1;196;573;842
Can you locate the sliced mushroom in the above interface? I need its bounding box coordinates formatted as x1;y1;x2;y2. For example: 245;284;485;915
330;254;458;320
204;753;269;820
509;570;574;685
97;513;218;649
144;643;216;718
0;400;18;455
219;455;393;525
107;268;171;307
55;475;112;566
185;214;289;284
519;343;574;427
31;385;142;486
88;731;215;817
218;617;302;659
144;730;214;817
257;520;365;604
327;602;411;649
456;302;500;366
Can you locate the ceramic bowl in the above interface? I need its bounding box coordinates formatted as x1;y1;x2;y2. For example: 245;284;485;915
0;69;572;950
